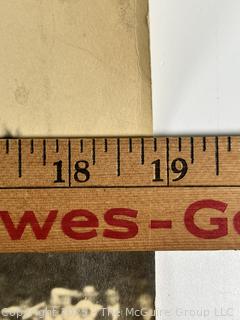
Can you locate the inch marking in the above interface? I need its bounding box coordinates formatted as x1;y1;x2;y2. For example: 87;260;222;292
30;139;34;154
129;138;133;153
178;137;182;152
0;137;236;188
18;139;22;178
228;136;232;152
215;136;219;176
56;139;59;153
117;139;121;177
92;139;96;165
150;220;172;229
5;140;9;154
104;139;108;153
190;137;194;164
154;138;157;152
43;140;46;166
141;138;145;165
203;137;207;152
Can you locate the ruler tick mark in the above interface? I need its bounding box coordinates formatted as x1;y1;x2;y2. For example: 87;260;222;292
92;139;96;165
56;139;59;153
215;136;219;176
141;138;145;165
166;138;170;186
117;139;121;177
104;139;108;153
43;140;46;166
228;136;232;152
178;137;182;152
68;140;71;187
18;139;22;178
203;137;207;152
154;138;157;152
30;139;34;154
190;137;194;164
80;139;84;153
5;139;9;154
129;138;133;153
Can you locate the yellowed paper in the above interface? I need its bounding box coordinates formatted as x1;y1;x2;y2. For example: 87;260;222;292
0;0;152;137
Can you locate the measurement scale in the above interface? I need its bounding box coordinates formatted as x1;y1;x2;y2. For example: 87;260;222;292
0;136;239;252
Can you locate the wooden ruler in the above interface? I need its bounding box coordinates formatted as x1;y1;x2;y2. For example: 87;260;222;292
0;136;240;252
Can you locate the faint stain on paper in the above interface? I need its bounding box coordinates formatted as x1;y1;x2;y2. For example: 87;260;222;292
0;0;152;137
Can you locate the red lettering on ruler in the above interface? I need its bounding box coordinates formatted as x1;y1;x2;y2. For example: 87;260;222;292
184;200;228;239
104;208;138;239
0;208;139;241
0;201;238;242
233;211;240;234
0;210;57;240
61;209;99;240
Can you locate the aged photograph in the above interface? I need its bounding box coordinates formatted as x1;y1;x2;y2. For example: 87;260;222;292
0;252;155;320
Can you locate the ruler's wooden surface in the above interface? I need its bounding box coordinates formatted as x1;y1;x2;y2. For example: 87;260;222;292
0;136;240;252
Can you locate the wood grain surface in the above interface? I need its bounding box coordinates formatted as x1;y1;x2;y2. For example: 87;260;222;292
0;136;239;252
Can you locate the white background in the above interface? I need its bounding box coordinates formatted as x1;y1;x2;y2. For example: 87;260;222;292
150;0;240;135
150;1;240;319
